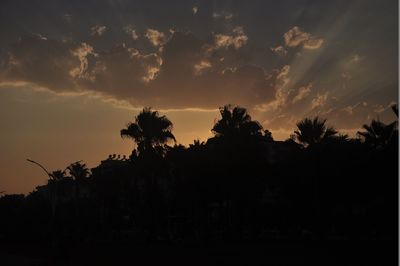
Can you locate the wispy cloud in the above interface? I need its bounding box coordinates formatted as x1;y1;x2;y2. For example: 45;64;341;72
90;25;107;36
124;25;139;40
349;54;363;64
373;101;397;113
343;102;368;115
255;65;291;112
292;83;312;104
194;60;211;75
311;92;329;109
69;43;98;80
212;11;233;20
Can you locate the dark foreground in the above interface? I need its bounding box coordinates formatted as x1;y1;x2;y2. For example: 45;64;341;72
2;107;398;265
2;239;397;266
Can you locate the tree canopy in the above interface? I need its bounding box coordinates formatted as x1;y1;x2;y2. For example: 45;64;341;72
294;117;338;146
212;105;263;138
121;107;176;156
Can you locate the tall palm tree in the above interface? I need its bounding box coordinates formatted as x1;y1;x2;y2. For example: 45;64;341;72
67;161;90;181
212;105;263;138
357;119;397;148
66;161;90;206
121;107;176;156
294;117;338;147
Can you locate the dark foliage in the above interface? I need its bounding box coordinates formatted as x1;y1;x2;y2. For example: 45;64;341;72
0;104;398;265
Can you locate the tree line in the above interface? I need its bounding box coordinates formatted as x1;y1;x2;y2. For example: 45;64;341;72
0;104;398;246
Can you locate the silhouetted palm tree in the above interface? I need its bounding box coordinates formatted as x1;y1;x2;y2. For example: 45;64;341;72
212;105;263;138
189;139;206;150
333;133;350;143
49;170;67;183
357;119;396;148
294;117;338;146
46;169;69;221
67;161;90;181
121;107;176;156
2;103;397;248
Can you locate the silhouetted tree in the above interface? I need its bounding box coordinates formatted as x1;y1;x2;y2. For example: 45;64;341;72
263;129;274;142
49;170;67;183
67;161;90;181
189;139;205;149
357;119;397;148
324;133;350;145
294;117;338;146
66;160;90;202
121;107;176;156
212;105;263;138
1;103;397;261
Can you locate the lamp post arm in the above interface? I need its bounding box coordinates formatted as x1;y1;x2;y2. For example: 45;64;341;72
27;159;51;177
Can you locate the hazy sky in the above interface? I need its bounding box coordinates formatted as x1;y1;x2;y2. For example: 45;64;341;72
0;0;398;194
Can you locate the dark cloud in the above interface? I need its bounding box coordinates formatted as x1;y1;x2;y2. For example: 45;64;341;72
145;31;276;108
0;35;79;91
0;31;276;109
0;0;397;130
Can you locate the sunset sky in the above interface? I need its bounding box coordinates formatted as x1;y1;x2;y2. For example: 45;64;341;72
0;0;398;194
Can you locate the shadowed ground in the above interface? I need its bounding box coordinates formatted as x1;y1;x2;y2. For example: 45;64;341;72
2;239;397;266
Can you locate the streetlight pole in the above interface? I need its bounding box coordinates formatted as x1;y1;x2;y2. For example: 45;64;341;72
26;159;57;223
26;159;51;177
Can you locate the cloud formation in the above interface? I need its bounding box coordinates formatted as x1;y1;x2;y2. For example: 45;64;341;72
292;83;312;104
0;0;395;134
70;43;98;80
255;65;291;112
151;31;275;108
311;92;329;109
124;25;139;40
193;60;212;75
0;35;79;91
212;11;233;20
213;27;248;49
270;45;287;55
0;31;277;109
373;101;396;114
145;29;167;46
283;26;324;49
343;102;367;115
90;25;107;36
